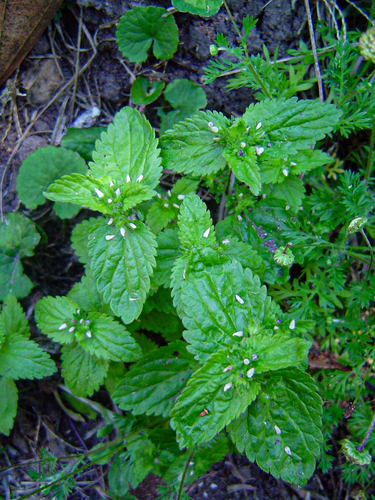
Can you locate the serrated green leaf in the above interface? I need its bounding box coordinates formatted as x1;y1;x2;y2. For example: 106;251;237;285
61;127;107;161
116;6;178;63
35;296;78;343
160;111;230;177
170;254;189;316
1;294;30;339
139;309;182;339
243;98;342;148
108;436;155;496
0;335;56;381
76;312;142;362
132;333;158;355
178;193;215;248
54;201;80;219
90;107;161;188
61;342;109;397
44;173;107;212
170;349;261;448
88;219;157;324
105;362;127;397
113;341;194;417
16;146;87;210
131;76;164;105
224;145;261;195
152;229;180;287
71;217;105;266
264;176;305;212
0;213;40;300
228;368;322;486
0;376;18;435
146;198;178;235
172;0;222;17
219;236;265;277
172;177;200;196
181;260;281;362
160;79;207;135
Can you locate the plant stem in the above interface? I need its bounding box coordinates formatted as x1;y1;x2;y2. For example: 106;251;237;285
364;118;375;185
222;0;272;98
357;411;375;452
360;228;374;289
177;450;195;500
304;0;324;101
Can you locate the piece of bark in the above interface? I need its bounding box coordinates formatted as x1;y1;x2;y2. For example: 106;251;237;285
0;0;64;87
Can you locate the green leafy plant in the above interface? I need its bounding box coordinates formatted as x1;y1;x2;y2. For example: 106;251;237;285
0;212;41;300
0;295;56;435
16;145;87;218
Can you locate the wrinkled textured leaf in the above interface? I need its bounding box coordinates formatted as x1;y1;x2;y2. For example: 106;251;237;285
224;145;261;195
160;111;230;176
0;377;18;436
88;219;157;324
263;176;305;212
116;6;178;63
61;342;109;397
17;146;87;210
170;349;261;448
228;368;322;486
75;312;142;362
181;260;281;362
152;229;180;287
1;293;30;339
67;270;104;312
178;193;215;249
90;107;161;188
172;0;222;16
0;213;40;300
113;341;194;417
219;236;265;277
35;296;78;344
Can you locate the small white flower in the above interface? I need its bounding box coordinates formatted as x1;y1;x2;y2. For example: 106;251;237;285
115;188;121;197
183;270;186;279
76;309;80;314
79;318;84;324
94;188;104;198
86;331;92;338
167;190;172;197
109;180;114;187
247;367;255;378
240;141;246;148
254;145;264;155
282;168;289;177
237;214;243;221
235;294;244;304
157;193;162;198
211;126;219;133
274;326;279;330
129;297;138;301
243;358;250;365
58;323;67;330
106;235;115;241
223;382;233;392
164;203;169;208
177;194;185;200
290;161;297;166
189;470;194;476
289;319;296;330
126;174;131;183
262;193;267;199
275;425;281;435
129;223;137;229
232;331;243;337
208;121;214;128
68;326;75;333
222;239;230;244
285;205;290;211
108;218;114;225
284;446;292;456
120;227;126;238
136;175;143;182
173;203;180;209
203;228;210;238
256;122;262;130
107;198;113;204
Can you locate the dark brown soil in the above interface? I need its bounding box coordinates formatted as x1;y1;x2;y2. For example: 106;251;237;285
0;1;345;499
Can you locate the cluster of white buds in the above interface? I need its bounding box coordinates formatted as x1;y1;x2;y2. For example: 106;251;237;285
208;121;219;134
